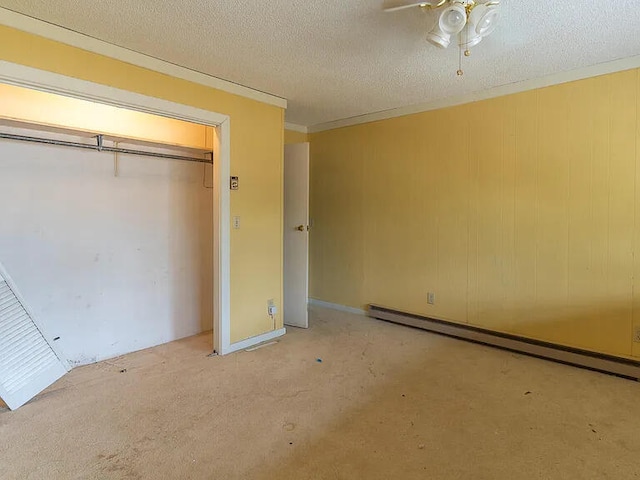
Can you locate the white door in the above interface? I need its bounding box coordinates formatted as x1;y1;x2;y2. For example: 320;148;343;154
0;263;69;410
284;143;310;328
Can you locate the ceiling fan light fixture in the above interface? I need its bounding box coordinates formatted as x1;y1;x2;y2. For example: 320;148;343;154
385;0;502;74
426;3;467;49
471;4;500;37
458;26;483;49
426;30;451;48
458;2;501;50
438;4;467;35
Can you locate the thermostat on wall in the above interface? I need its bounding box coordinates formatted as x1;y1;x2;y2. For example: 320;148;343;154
230;176;239;190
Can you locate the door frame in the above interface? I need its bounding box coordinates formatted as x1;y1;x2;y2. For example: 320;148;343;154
0;61;233;355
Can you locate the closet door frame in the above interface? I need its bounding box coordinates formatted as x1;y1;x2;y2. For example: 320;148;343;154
0;61;235;355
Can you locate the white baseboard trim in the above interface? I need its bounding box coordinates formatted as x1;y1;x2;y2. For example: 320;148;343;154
308;298;366;316
222;328;287;355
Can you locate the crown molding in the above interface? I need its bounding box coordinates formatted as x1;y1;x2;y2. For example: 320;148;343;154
0;7;287;109
284;122;308;133
308;55;640;133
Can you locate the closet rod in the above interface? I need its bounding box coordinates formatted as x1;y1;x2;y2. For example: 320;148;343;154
0;132;213;164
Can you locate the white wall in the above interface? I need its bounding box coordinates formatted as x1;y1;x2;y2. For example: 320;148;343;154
0;134;214;365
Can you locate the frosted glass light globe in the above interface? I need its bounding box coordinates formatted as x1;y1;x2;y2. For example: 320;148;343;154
472;5;500;37
438;5;468;35
444;10;466;30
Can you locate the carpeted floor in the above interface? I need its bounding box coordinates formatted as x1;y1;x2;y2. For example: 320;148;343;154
1;306;639;479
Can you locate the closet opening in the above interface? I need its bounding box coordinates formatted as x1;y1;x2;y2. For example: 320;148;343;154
0;78;227;409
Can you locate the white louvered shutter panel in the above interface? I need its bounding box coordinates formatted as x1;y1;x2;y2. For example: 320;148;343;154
0;267;68;410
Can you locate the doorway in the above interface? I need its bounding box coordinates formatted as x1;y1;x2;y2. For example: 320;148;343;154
0;112;215;357
0;61;232;354
0;61;235;408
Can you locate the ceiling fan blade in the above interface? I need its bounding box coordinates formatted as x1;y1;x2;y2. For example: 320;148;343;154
383;1;446;12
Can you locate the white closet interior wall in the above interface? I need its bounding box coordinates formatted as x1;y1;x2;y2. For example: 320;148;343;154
0;124;214;365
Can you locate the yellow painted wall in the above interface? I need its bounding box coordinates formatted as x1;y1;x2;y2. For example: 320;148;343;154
310;68;640;359
0;25;284;343
0;83;211;150
285;129;308;144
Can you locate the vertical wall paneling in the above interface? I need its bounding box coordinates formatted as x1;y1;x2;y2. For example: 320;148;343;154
310;68;640;360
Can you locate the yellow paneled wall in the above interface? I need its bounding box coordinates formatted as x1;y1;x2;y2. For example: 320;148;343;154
310;68;640;359
0;25;284;343
285;129;308;144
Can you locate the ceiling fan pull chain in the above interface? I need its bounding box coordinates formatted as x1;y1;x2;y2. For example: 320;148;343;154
457;20;466;76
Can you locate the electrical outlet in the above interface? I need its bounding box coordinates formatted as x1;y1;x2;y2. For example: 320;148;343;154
634;326;640;343
427;292;435;305
233;216;241;229
267;299;276;316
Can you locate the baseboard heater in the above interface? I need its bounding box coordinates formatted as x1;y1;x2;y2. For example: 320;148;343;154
368;304;640;381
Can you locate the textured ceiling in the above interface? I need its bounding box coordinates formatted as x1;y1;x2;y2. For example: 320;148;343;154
1;1;640;127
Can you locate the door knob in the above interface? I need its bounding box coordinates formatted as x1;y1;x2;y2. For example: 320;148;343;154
296;225;306;231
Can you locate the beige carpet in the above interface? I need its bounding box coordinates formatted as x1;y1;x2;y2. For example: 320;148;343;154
1;306;639;479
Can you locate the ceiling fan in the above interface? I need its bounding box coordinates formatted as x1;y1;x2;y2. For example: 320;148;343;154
384;0;502;75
